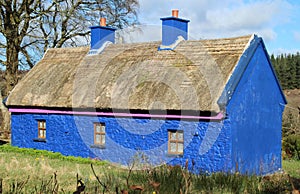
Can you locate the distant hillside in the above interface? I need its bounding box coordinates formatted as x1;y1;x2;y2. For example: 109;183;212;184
284;89;300;108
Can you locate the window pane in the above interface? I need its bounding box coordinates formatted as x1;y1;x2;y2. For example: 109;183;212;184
178;143;183;153
96;125;101;133
101;135;105;144
170;143;176;152
96;134;100;143
39;121;46;129
178;132;183;140
39;129;46;138
170;132;176;140
101;125;105;133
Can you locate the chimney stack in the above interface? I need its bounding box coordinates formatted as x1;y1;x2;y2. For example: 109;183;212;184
160;10;190;49
172;9;179;18
100;18;106;26
90;17;116;52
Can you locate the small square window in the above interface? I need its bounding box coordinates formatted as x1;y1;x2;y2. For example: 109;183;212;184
38;120;46;139
168;130;184;155
94;123;105;146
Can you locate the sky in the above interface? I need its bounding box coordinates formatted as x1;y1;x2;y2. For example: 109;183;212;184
123;0;300;55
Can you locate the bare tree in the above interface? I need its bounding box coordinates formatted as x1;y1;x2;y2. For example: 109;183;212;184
0;0;139;136
0;0;139;95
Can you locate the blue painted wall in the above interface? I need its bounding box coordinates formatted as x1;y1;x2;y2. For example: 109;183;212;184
11;113;231;173
160;17;189;46
226;42;285;174
11;113;95;158
90;26;116;50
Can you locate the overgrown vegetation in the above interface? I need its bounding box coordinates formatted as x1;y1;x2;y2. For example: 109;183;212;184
0;145;299;193
282;109;300;160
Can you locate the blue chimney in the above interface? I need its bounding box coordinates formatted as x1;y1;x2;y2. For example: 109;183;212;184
90;18;116;51
160;10;190;49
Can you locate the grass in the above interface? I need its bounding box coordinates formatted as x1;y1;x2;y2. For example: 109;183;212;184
0;144;299;193
0;145;115;193
282;159;300;178
0;144;107;165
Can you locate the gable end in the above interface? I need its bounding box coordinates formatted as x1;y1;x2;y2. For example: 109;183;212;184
218;35;287;110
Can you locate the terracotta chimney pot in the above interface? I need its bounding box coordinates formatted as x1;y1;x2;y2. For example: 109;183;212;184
100;18;106;26
172;9;179;18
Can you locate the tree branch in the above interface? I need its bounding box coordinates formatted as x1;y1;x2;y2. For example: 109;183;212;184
20;48;34;68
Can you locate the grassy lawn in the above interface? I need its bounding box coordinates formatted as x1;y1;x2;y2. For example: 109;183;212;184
282;159;300;178
0;145;123;193
0;144;299;193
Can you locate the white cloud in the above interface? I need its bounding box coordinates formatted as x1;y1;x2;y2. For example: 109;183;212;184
271;48;300;55
138;0;237;24
256;29;277;41
204;0;291;31
137;0;292;42
117;25;161;43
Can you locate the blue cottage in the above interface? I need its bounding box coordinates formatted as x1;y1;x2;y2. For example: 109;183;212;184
6;10;286;174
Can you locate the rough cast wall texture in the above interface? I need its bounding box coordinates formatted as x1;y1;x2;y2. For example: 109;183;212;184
11;113;231;173
11;113;95;158
227;43;285;175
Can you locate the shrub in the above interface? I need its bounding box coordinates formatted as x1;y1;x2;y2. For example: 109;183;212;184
260;174;291;194
282;110;300;159
283;135;300;160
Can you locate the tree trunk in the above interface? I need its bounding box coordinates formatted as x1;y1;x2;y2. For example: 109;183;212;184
0;91;10;139
5;40;19;96
1;40;19;137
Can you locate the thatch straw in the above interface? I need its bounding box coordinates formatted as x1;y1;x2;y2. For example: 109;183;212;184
7;35;252;112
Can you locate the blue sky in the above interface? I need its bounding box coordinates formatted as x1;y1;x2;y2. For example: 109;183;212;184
128;0;300;55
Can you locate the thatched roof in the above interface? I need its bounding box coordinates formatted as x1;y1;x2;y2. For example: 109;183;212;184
6;35;253;112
